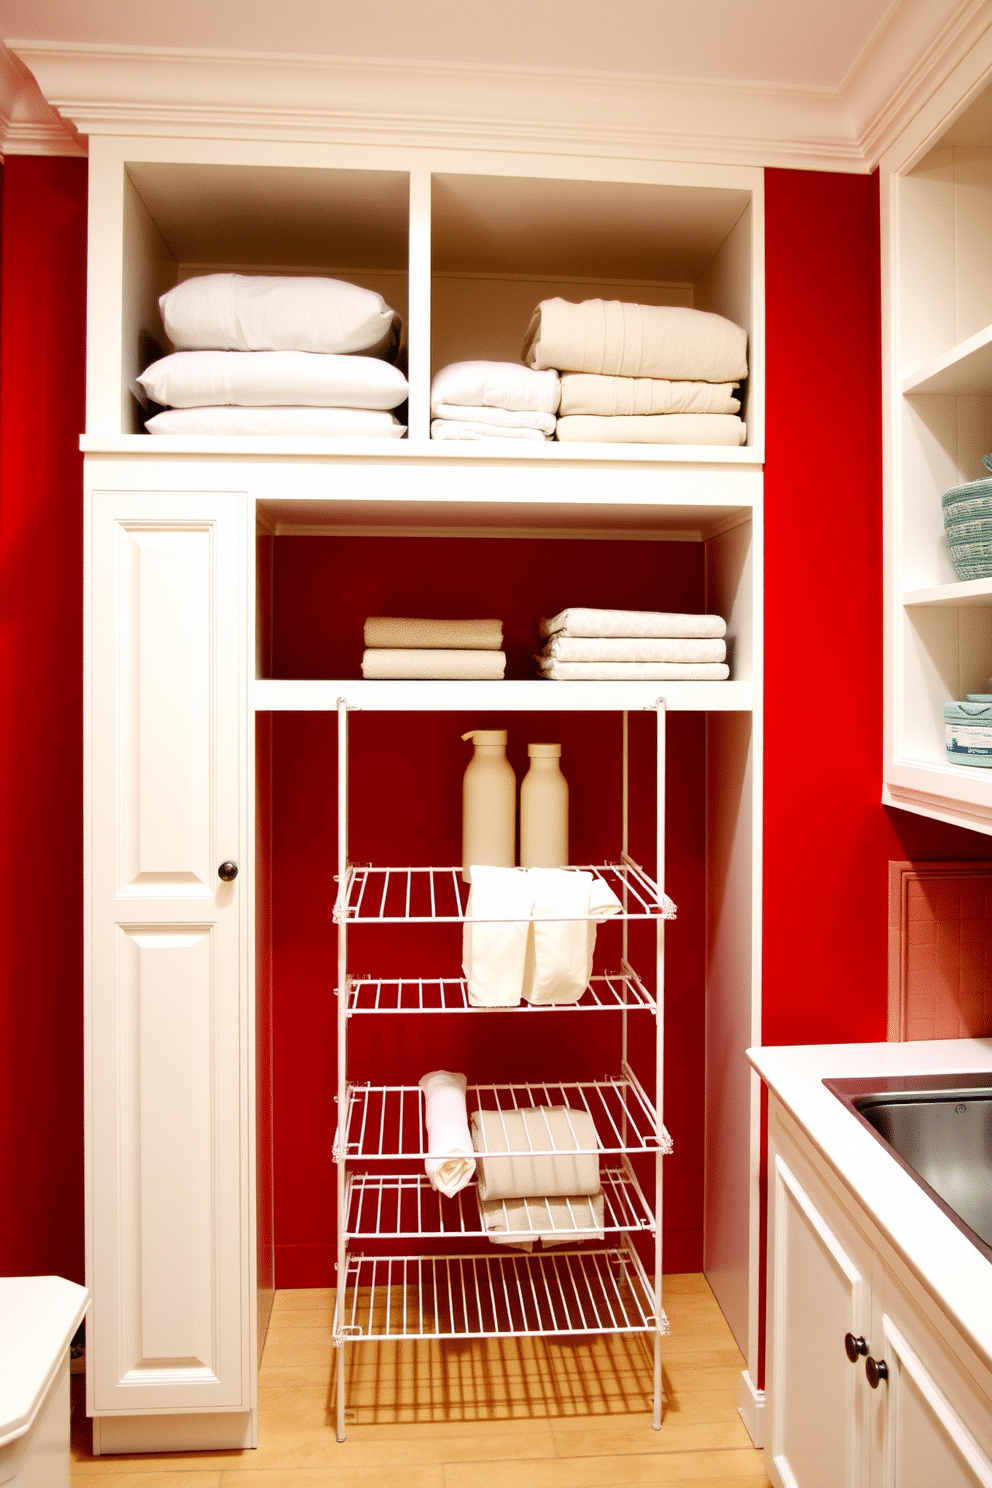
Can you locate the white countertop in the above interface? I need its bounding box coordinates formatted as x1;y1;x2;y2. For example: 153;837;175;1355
0;1276;89;1447
748;1038;992;1372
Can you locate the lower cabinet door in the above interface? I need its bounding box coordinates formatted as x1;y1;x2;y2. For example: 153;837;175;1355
766;1120;873;1488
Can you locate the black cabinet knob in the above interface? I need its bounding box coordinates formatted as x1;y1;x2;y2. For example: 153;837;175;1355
844;1333;869;1363
218;861;238;882
865;1356;889;1389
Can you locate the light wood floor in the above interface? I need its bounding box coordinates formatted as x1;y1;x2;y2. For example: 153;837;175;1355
71;1272;771;1486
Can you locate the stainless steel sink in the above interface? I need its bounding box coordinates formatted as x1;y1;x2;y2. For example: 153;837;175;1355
825;1073;992;1261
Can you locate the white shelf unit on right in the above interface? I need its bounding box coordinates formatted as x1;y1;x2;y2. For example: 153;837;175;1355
883;59;992;832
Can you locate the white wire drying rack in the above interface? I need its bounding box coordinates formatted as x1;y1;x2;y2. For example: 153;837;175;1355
347;967;655;1014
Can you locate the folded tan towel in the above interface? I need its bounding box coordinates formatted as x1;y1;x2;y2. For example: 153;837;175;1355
362;649;506;679
479;1189;606;1249
543;635;726;664
364;617;503;650
472;1106;600;1201
556;413;745;445
541;608;726;641
523;298;748;382
538;658;729;681
559;373;740;417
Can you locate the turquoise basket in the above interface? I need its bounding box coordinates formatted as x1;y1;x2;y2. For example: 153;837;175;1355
942;454;992;580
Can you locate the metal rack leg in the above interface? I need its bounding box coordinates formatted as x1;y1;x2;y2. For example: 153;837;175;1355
335;1337;346;1442
653;697;667;1431
335;697;350;1442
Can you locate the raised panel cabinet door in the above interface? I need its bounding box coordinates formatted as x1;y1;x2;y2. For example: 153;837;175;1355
766;1120;873;1488
87;490;251;1415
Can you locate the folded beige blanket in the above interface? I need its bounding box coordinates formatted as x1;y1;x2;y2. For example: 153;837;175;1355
539;658;730;681
559;373;740;417
431;419;550;441
556;414;745;445
478;1189;605;1249
543;635;726;664
541;607;726;640
364;617;503;650
472;1106;600;1201
362;649;506;679
523;298;748;381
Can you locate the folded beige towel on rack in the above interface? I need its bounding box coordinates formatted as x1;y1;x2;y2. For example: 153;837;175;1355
361;649;506;679
419;1070;476;1198
364;617;503;651
538;658;730;681
430;419;550;441
523;298;748;382
543;635;726;665
471;1106;600;1201
558;373;740;417
555;413;745;445
431;403;557;436
478;1189;606;1248
431;360;561;415
541;608;726;641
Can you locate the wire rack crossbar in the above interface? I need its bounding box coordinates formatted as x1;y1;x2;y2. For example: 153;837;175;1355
339;1244;667;1341
347;969;655;1014
335;862;676;924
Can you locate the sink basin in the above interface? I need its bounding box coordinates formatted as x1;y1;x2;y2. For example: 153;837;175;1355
825;1072;992;1261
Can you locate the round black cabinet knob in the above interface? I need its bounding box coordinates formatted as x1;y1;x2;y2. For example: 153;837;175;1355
844;1333;869;1363
865;1356;889;1389
218;861;239;882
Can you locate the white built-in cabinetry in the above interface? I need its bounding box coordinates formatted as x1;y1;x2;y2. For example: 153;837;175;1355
83;132;764;1453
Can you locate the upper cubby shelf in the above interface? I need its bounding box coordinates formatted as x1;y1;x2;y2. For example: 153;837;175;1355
902;323;992;397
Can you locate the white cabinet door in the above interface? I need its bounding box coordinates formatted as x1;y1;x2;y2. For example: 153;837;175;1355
87;490;251;1415
766;1121;873;1488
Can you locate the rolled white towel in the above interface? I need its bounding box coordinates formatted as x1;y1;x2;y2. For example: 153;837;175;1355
471;1105;600;1201
431;360;561;415
541;608;726;641
418;1070;476;1198
463;866;534;1006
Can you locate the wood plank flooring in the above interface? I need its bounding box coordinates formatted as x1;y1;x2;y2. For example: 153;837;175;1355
71;1272;771;1487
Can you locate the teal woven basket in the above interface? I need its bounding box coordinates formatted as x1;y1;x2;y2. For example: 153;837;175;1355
942;454;992;580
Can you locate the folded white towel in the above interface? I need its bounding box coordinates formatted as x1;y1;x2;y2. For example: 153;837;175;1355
522;869;623;1005
419;1070;476;1198
431;360;561;415
479;1189;605;1248
472;1106;600;1201
523;298;748;382
539;658;730;681
364;617;503;650
145;406;405;437
543;635;726;664
431;419;550;441
362;649;506;680
138;350;409;411
558;373;740;417
541;608;726;641
431;403;557;436
160;273;401;357
555;414;746;445
463;866;535;1007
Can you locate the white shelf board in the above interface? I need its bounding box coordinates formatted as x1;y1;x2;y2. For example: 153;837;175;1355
902;324;992;397
254;677;752;712
904;578;992;607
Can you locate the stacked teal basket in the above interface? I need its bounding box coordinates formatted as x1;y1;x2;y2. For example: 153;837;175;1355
944;697;992;766
942;453;992;580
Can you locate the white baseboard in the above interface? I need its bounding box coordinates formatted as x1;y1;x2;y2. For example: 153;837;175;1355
92;1409;255;1455
738;1369;766;1448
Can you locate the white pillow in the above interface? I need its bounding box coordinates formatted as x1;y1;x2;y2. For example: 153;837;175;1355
144;406;406;438
138;351;408;411
160;273;401;356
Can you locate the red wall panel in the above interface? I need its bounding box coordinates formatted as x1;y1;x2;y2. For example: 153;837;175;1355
0;157;88;1281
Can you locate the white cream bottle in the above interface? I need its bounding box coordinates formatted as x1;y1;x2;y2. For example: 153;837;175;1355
520;743;569;867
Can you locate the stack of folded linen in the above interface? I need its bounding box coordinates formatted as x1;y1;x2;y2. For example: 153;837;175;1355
139;273;408;438
429;360;560;441
361;616;506;679
522;297;747;445
537;607;730;680
472;1105;604;1249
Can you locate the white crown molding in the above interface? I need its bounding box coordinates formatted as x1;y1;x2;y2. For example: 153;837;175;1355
0;44;83;156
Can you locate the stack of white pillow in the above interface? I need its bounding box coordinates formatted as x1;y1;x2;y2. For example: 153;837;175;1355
138;273;409;438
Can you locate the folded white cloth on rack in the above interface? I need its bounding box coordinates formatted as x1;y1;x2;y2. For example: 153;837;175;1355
431;360;561;414
478;1189;606;1249
555;414;746;445
472;1106;600;1201
431;403;557;436
543;635;727;665
145;406;405;437
362;649;506;680
430;419;550;441
160;273;402;358
138;350;409;410
523;298;748;382
538;658;730;681
541;608;726;641
462;866;535;1006
558;373;740;417
419;1070;476;1198
522;869;623;1005
364;617;503;650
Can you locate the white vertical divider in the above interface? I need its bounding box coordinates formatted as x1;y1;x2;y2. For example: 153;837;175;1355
653;697;667;1431
407;169;432;445
335;697;350;1442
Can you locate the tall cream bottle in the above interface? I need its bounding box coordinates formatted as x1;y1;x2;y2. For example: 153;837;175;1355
461;730;516;882
520;743;569;867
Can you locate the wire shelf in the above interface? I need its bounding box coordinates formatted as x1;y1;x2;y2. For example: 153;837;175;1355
337;1244;667;1341
340;1065;670;1162
345;1164;655;1240
335;856;675;925
347;968;655;1015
